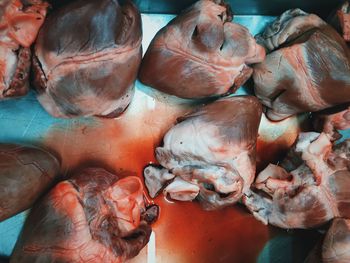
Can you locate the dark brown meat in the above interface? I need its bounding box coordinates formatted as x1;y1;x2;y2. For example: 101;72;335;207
32;0;142;118
328;1;350;42
244;133;350;229
253;9;350;121
139;0;265;99
0;144;60;222
144;96;262;210
11;168;159;263
0;0;48;99
313;104;350;141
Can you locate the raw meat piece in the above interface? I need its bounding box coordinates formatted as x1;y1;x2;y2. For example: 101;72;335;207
328;1;350;42
0;144;60;222
244;132;350;229
253;9;350;121
307;218;350;263
143;166;175;198
322;218;350;263
313;104;350;141
32;0;142;118
164;177;201;202
0;0;48;99
139;0;265;99
11;168;159;263
144;96;262;210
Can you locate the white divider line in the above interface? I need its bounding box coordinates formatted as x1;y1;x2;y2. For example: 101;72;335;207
147;231;156;263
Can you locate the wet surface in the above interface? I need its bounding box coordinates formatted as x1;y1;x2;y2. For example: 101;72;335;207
0;14;335;262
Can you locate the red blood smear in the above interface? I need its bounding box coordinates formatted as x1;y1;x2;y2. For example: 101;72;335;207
42;104;292;263
256;139;292;172
256;115;303;173
151;200;269;263
43;96;190;176
44;118;159;177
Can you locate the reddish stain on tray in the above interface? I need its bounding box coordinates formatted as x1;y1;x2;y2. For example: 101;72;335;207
256;115;302;172
257;137;296;172
150;199;270;263
43;97;186;175
42;96;300;263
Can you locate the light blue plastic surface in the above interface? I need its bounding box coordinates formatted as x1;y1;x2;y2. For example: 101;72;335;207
0;13;348;262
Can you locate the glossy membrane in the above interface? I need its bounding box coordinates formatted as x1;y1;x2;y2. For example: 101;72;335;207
0;12;349;263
